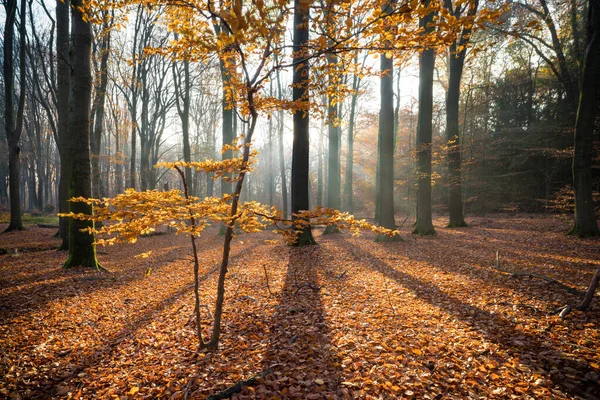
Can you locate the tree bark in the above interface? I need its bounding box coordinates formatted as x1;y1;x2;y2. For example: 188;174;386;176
3;0;26;232
174;57;193;195
276;65;289;218
445;0;476;228
57;0;71;247
413;1;436;235
317;96;325;208
91;18;111;199
375;4;397;240
63;0;100;269
291;0;316;245
324;55;341;234
571;0;600;237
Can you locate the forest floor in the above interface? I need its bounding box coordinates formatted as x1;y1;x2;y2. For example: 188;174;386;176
0;214;599;399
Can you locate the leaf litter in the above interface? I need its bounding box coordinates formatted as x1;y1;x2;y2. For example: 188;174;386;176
0;215;598;399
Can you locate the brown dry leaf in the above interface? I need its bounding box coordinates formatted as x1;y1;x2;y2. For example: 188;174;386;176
0;216;599;399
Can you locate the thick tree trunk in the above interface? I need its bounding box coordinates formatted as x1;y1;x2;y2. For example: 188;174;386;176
291;0;316;245
63;0;100;269
376;27;397;240
446;44;467;228
3;0;26;232
571;0;600;237
414;2;436;235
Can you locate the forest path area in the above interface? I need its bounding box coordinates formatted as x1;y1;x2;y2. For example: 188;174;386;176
0;215;599;399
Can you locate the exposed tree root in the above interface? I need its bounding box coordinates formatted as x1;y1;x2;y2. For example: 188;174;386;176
491;252;599;319
491;251;584;296
577;267;600;311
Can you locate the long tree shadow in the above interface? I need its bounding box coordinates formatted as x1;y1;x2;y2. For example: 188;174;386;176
25;242;258;398
373;231;595;303
340;237;600;399
261;245;343;398
0;231;225;320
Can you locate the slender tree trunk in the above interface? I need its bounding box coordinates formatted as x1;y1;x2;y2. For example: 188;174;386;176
63;0;100;269
129;99;137;190
91;21;111;199
344;90;356;212
3;0;26;232
218;53;234;234
570;0;600;237
393;68;401;147
267;79;275;206
174;57;193;195
114;111;123;194
317;97;325;208
276;64;289;218
414;2;436;235
446;44;467;227
207;128;215;197
324;56;341;234
291;0;316;245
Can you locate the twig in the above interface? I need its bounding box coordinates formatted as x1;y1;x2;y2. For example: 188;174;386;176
262;264;273;296
564;342;598;352
382;277;397;317
199;304;213;320
577;267;600;311
37;223;59;229
398;216;409;230
559;304;572;319
491;251;584;296
494;302;543;313
294;283;321;295
336;270;347;280
178;347;204;356
207;368;272;400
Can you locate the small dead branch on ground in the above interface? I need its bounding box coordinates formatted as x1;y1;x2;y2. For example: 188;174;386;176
577;267;600;311
262;264;273;296
207;368;273;400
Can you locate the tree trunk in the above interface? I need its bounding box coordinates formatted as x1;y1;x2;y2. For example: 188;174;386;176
57;0;72;246
113;108;123;194
571;0;600;237
174;58;193;195
63;0;100;269
91;19;111;199
276;58;289;218
218;51;234;234
267;79;275;206
317;97;325;208
446;44;467;228
217;35;234;200
324;56;341;234
291;0;316;245
413;2;436;235
375;8;397;240
3;0;26;232
129;97;138;190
